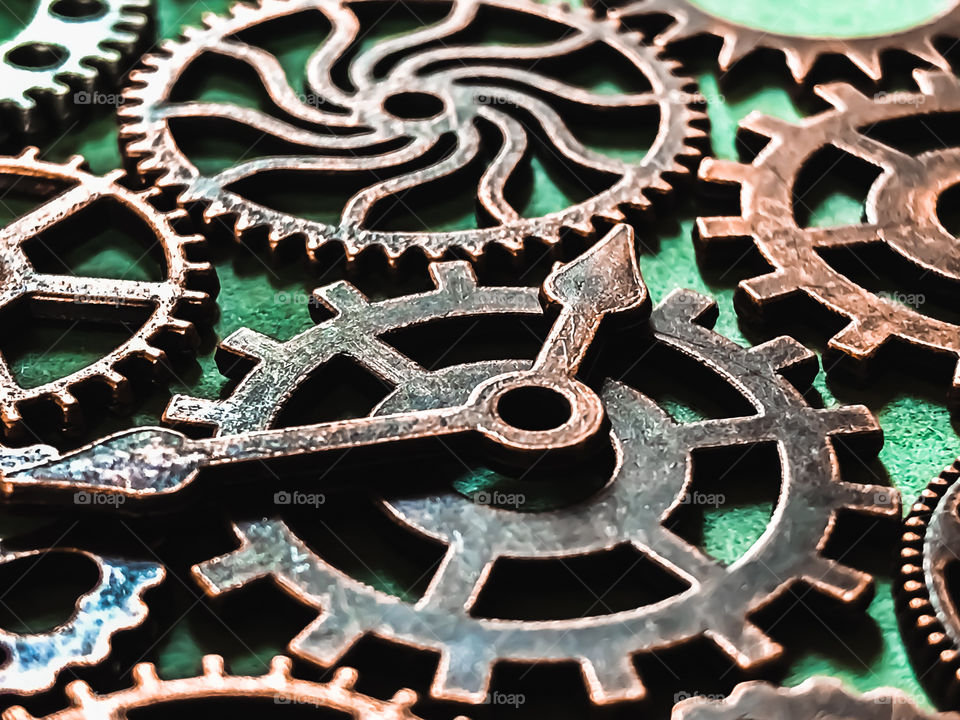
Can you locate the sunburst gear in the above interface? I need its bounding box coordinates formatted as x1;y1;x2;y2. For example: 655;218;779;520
0;545;162;695
170;255;896;704
119;0;707;263
0;147;217;435
3;654;440;720
0;0;150;133
697;70;960;407
604;0;960;82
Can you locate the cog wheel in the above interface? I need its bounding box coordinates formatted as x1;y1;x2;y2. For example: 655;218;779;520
2;654;437;719
605;0;960;83
119;0;707;263
0;147;216;434
170;261;895;705
899;459;960;708
0;544;162;695
0;0;150;133
671;678;956;720
697;70;960;407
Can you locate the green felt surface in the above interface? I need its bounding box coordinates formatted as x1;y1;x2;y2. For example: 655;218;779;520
1;0;959;717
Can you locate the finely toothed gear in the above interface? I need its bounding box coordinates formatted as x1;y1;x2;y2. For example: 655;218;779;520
671;678;957;720
0;147;216;434
697;70;960;407
119;0;707;263
0;0;150;133
606;0;960;82
181;264;896;704
0;545;162;695
2;654;438;719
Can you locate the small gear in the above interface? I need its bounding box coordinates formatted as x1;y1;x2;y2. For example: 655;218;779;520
605;0;960;82
0;0;150;133
0;147;216;435
697;70;960;406
671;678;957;720
175;259;895;704
119;0;707;263
2;654;437;719
0;544;162;695
899;460;960;707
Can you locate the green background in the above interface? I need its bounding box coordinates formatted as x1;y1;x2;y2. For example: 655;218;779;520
1;0;960;717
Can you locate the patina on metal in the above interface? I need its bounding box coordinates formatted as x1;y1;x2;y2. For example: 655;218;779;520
697;70;960;406
119;0;707;262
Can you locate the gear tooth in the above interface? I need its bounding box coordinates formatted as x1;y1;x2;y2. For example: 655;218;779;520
739;270;800;304
268;655;295;679
829;320;886;360
391;688;418;708
163;393;221;427
19;146;40;161
2;707;36;720
429;261;478;294
782;47;816;82
654;288;716;324
913;69;960;99
717;34;749;70
65;679;96;705
812;81;870;111
910;38;950;71
192;532;271;595
708;622;782;669
696;215;751;241
431;646;496;703
698;157;751;186
132;662;161;687
801;556;872;603
202;655;226;676
739;112;796;141
291;610;366;668
835;478;899;517
332;666;358;688
312;280;368;315
220;326;279;358
846;49;883;82
580;655;645;704
748;336;816;374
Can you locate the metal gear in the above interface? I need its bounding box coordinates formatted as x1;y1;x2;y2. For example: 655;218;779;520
178;259;895;704
671;678;957;720
0;544;162;695
605;0;960;83
0;146;216;434
0;0;150;133
697;70;960;407
119;0;707;263
899;459;960;708
2;654;438;719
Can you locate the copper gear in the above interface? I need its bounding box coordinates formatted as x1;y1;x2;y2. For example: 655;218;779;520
2;654;439;720
164;260;896;704
672;677;956;720
606;0;960;83
697;70;960;407
0;147;216;434
118;0;707;263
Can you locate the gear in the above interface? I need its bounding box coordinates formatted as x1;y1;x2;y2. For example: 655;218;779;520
605;0;960;83
697;70;960;407
171;259;895;704
2;654;436;719
0;544;162;695
671;678;955;720
119;0;706;263
0;147;216;435
899;459;960;708
0;0;150;133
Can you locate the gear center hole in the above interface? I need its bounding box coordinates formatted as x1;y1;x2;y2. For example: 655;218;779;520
383;91;445;120
5;41;67;70
496;386;571;432
936;183;960;239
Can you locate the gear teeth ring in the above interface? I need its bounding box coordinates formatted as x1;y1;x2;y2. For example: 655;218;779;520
0;148;217;436
173;264;895;704
697;69;960;408
119;0;707;264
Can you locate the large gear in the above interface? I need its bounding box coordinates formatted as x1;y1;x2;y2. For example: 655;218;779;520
119;0;706;263
0;544;162;695
605;0;960;82
0;147;216;434
173;258;895;704
0;0;150;133
697;70;960;407
671;678;957;720
2;654;436;719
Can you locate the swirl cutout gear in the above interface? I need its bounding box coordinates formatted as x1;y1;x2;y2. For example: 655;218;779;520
162;261;897;705
0;545;163;695
671;678;958;720
604;0;960;83
2;654;441;719
119;0;707;264
0;0;150;133
697;70;960;408
0;147;217;435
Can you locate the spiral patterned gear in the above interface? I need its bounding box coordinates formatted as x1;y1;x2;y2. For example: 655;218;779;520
162;261;896;705
697;70;960;407
0;147;217;435
119;0;707;263
0;0;150;133
3;654;437;720
605;0;960;83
